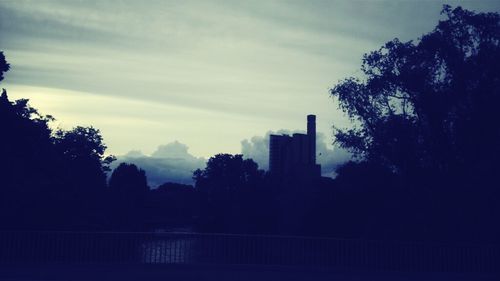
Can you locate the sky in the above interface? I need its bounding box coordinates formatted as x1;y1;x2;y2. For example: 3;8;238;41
1;0;499;185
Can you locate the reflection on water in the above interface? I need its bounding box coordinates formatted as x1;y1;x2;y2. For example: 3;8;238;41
142;229;198;264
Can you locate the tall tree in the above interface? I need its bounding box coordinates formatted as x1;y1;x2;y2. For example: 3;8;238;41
0;52;115;230
331;6;500;184
330;6;500;242
54;126;115;192
108;163;149;230
0;53;59;229
109;162;148;195
194;154;264;193
193;154;267;233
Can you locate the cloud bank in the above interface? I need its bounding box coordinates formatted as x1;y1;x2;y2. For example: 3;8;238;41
241;130;351;177
114;132;352;188
112;141;206;187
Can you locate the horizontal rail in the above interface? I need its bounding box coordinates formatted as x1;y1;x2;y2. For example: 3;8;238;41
0;231;498;273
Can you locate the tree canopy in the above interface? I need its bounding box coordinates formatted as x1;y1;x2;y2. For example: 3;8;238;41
0;51;9;82
193;154;269;233
331;6;500;184
0;53;117;230
193;154;264;192
109;162;148;195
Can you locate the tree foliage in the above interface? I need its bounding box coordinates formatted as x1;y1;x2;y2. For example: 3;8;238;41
193;154;268;233
193;154;264;192
109;162;148;195
331;6;500;182
108;163;149;230
0;51;9;82
0;53;117;230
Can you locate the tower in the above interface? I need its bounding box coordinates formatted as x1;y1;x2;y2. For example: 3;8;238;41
269;134;291;178
269;114;320;180
307;114;316;165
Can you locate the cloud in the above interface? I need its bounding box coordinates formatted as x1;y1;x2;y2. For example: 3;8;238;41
241;130;351;177
0;0;396;131
112;141;206;187
315;132;352;178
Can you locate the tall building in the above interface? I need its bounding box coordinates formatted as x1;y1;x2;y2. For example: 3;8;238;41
269;115;321;180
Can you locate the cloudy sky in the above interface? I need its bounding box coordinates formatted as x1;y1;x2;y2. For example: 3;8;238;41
1;0;499;184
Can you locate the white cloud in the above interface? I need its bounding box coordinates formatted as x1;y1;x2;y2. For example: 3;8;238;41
113;141;206;187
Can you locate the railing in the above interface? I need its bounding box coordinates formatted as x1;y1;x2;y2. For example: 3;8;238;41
0;231;498;273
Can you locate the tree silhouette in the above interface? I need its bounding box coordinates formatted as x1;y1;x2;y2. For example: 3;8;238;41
0;52;115;230
148;182;197;227
0;51;9;82
330;5;500;242
55;126;115;192
109;163;149;230
193;154;268;233
194;154;264;192
109;162;148;195
0;56;62;229
331;6;500;183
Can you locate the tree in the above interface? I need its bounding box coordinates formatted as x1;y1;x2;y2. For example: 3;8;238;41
330;5;500;184
0;51;9;82
108;163;149;230
0;51;115;230
0;53;60;229
54;126;115;194
51;127;115;229
193;154;267;233
0;93;55;187
193;154;264;192
109;162;148;195
330;6;500;242
150;182;197;225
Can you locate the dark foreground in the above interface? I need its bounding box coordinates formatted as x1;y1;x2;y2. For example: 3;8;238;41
1;264;499;281
1;231;499;281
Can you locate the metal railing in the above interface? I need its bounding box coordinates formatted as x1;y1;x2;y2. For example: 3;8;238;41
0;231;498;273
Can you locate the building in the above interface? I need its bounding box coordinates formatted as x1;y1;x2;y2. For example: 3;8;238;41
269;115;321;180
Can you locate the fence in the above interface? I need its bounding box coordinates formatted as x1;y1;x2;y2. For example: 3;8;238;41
0;231;498;273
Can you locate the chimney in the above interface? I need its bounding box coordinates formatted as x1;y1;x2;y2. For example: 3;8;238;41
307;114;316;164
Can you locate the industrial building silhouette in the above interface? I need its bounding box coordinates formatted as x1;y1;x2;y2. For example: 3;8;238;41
269;115;321;180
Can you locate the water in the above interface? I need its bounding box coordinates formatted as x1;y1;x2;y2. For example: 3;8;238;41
142;228;198;264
